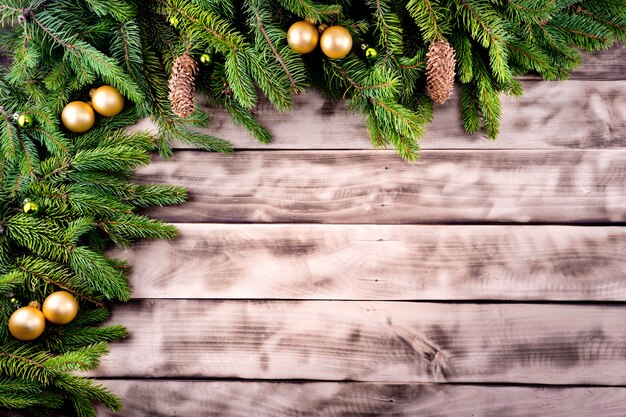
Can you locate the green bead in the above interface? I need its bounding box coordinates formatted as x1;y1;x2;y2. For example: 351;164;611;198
22;199;39;215
169;16;179;27
365;47;378;61
17;113;33;128
200;53;212;65
10;297;19;305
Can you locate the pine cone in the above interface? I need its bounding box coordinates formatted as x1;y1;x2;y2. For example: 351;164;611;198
426;40;456;105
168;52;199;118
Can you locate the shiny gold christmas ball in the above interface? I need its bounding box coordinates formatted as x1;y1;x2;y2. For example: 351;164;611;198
17;113;34;128
91;85;125;117
9;302;45;341
22;199;39;215
42;291;79;325
320;26;352;59
287;21;319;54
61;101;95;133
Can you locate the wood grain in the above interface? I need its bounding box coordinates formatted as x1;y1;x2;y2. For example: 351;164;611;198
96;381;626;417
132;79;626;150
93;301;626;384
136;150;626;224
113;224;626;301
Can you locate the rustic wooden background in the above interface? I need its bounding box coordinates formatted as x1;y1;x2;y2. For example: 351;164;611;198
96;45;625;416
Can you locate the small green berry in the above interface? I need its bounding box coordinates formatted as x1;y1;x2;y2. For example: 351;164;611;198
365;47;378;61
22;199;40;215
200;53;212;65
17;113;34;128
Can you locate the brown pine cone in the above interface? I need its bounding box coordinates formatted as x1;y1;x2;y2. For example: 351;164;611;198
168;52;199;118
426;40;456;105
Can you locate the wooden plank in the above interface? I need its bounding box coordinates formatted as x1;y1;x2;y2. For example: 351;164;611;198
93;301;626;384
132;79;626;150
136;150;626;224
113;225;626;301
133;80;626;150
96;381;626;417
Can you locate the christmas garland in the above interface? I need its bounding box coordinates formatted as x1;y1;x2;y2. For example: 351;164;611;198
0;2;198;415
163;0;626;160
0;0;624;415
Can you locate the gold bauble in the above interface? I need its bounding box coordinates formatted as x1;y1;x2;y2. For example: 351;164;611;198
287;21;319;54
61;101;95;133
320;26;352;59
9;302;45;341
91;85;125;117
42;291;79;325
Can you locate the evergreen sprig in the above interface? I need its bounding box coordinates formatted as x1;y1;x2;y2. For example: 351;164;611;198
0;1;194;415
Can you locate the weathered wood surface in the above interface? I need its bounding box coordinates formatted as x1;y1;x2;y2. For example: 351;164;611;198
113;224;626;301
137;150;626;224
93;301;626;385
100;45;626;415
136;80;625;150
96;381;626;417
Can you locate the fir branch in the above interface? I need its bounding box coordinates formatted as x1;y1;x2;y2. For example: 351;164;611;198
16;263;104;307
276;0;342;22
168;0;243;51
223;103;270;145
249;1;299;93
407;0;446;42
454;0;512;83
28;13;143;101
369;0;403;57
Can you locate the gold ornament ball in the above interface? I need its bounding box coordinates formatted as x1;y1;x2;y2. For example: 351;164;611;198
61;101;95;133
42;291;79;325
9;302;45;341
17;113;34;128
287;21;319;54
320;26;352;59
91;85;125;117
